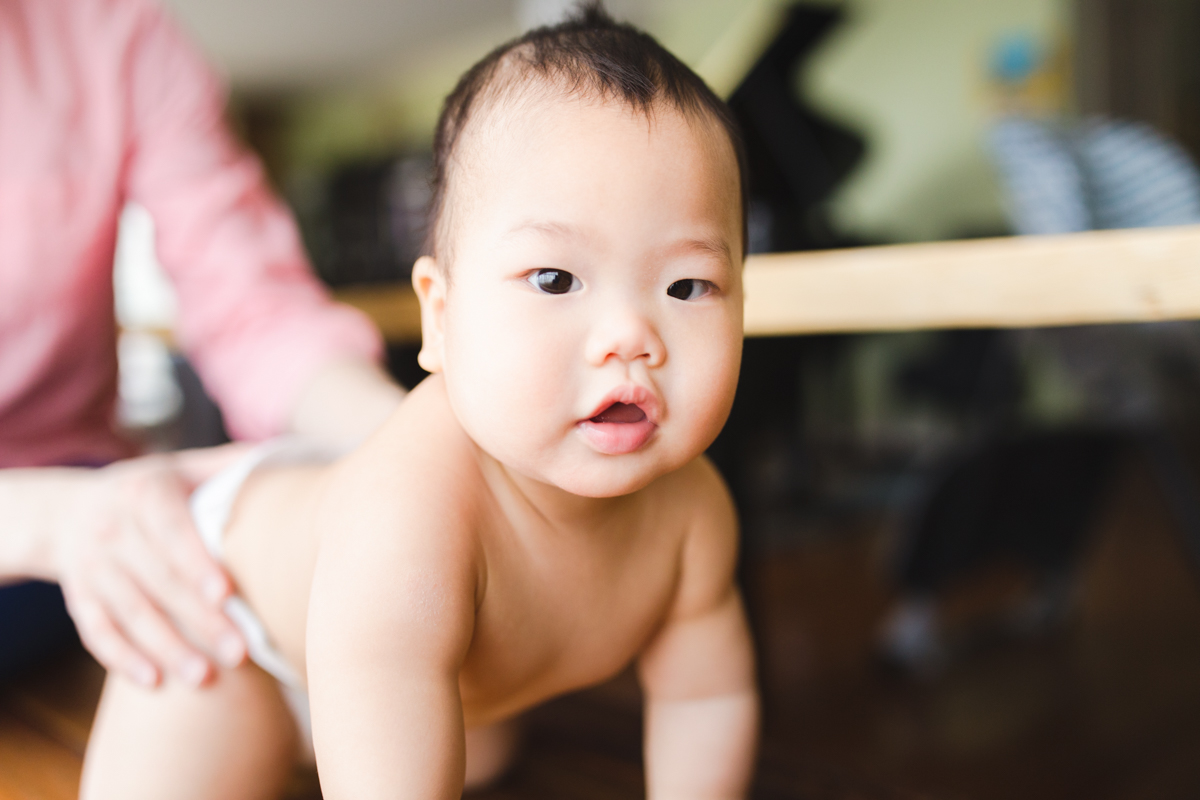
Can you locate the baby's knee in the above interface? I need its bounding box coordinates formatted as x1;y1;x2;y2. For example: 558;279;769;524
463;717;522;790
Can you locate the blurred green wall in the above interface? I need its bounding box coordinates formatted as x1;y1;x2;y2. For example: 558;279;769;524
806;0;1069;242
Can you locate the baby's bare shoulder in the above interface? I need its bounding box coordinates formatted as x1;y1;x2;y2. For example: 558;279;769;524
317;375;486;560
307;376;484;659
305;378;489;697
654;455;737;543
650;456;739;616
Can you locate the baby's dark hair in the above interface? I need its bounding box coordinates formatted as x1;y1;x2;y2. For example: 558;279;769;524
425;0;747;261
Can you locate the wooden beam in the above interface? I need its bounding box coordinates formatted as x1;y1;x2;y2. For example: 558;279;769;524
743;224;1200;335
334;225;1200;344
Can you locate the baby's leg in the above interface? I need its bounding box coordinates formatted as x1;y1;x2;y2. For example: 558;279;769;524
80;663;298;800
464;717;522;790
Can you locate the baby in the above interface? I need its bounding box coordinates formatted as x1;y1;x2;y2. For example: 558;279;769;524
80;5;758;798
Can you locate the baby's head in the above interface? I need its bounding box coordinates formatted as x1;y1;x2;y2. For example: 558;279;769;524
413;2;745;498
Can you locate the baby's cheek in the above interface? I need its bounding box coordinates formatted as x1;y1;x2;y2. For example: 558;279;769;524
447;303;573;443
675;333;740;442
491;310;573;389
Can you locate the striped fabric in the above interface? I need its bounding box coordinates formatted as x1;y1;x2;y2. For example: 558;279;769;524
1077;119;1200;230
988;119;1091;235
989;116;1200;233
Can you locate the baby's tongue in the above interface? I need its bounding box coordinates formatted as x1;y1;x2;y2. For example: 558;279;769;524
592;402;647;424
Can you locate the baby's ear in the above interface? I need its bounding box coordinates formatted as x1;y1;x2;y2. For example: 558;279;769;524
412;256;447;373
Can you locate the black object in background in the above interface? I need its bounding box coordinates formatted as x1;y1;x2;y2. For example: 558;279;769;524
897;329;1024;432
728;3;866;253
303;153;432;287
386;344;429;395
713;4;866;544
895;432;1124;594
172;356;230;449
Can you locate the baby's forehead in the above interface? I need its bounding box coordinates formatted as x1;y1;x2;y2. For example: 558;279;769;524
445;79;738;208
470;68;728;149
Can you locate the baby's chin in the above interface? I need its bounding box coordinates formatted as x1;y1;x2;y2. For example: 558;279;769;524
535;450;688;499
552;469;660;499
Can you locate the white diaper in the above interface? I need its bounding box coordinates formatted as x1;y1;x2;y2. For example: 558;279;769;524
189;438;339;763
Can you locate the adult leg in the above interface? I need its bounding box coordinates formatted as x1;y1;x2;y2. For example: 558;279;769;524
80;663;298;800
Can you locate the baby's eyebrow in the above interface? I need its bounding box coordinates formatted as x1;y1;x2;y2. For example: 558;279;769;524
505;220;580;240
667;235;732;264
505;220;733;265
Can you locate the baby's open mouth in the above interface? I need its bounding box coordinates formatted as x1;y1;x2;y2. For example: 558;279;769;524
590;402;647;424
578;390;658;455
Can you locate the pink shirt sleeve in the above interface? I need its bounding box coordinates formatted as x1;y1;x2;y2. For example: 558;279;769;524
120;1;384;440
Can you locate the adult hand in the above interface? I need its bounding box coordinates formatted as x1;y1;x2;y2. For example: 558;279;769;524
51;446;250;687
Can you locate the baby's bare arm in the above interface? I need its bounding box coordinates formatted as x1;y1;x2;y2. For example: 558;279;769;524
306;429;481;799
640;590;758;800
638;461;759;800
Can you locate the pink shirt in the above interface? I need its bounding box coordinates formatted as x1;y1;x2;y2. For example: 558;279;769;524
0;0;383;468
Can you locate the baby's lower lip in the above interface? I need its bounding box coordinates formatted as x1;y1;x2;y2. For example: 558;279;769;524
577;416;657;455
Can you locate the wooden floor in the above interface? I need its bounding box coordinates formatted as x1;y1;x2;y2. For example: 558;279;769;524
4;456;1200;799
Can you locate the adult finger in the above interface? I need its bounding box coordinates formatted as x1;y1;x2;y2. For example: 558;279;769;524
91;559;211;687
61;583;159;687
117;517;246;669
140;469;233;606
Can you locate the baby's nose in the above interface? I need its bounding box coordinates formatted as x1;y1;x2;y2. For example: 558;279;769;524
584;306;666;368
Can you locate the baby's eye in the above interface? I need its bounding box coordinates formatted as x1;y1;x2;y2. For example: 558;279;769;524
666;279;715;301
529;268;581;295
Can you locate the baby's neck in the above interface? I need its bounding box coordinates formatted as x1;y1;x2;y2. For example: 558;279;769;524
475;449;638;535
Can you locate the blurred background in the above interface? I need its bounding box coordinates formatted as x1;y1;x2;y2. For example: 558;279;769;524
110;0;1200;797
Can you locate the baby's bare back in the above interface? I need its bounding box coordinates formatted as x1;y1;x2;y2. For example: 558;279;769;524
221;375;719;724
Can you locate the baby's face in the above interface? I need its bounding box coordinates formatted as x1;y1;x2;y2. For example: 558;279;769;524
416;94;743;498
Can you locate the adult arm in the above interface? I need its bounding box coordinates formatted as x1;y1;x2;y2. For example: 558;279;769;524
638;463;759;800
121;0;402;445
289;358;406;447
0;447;248;686
1;1;401;684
